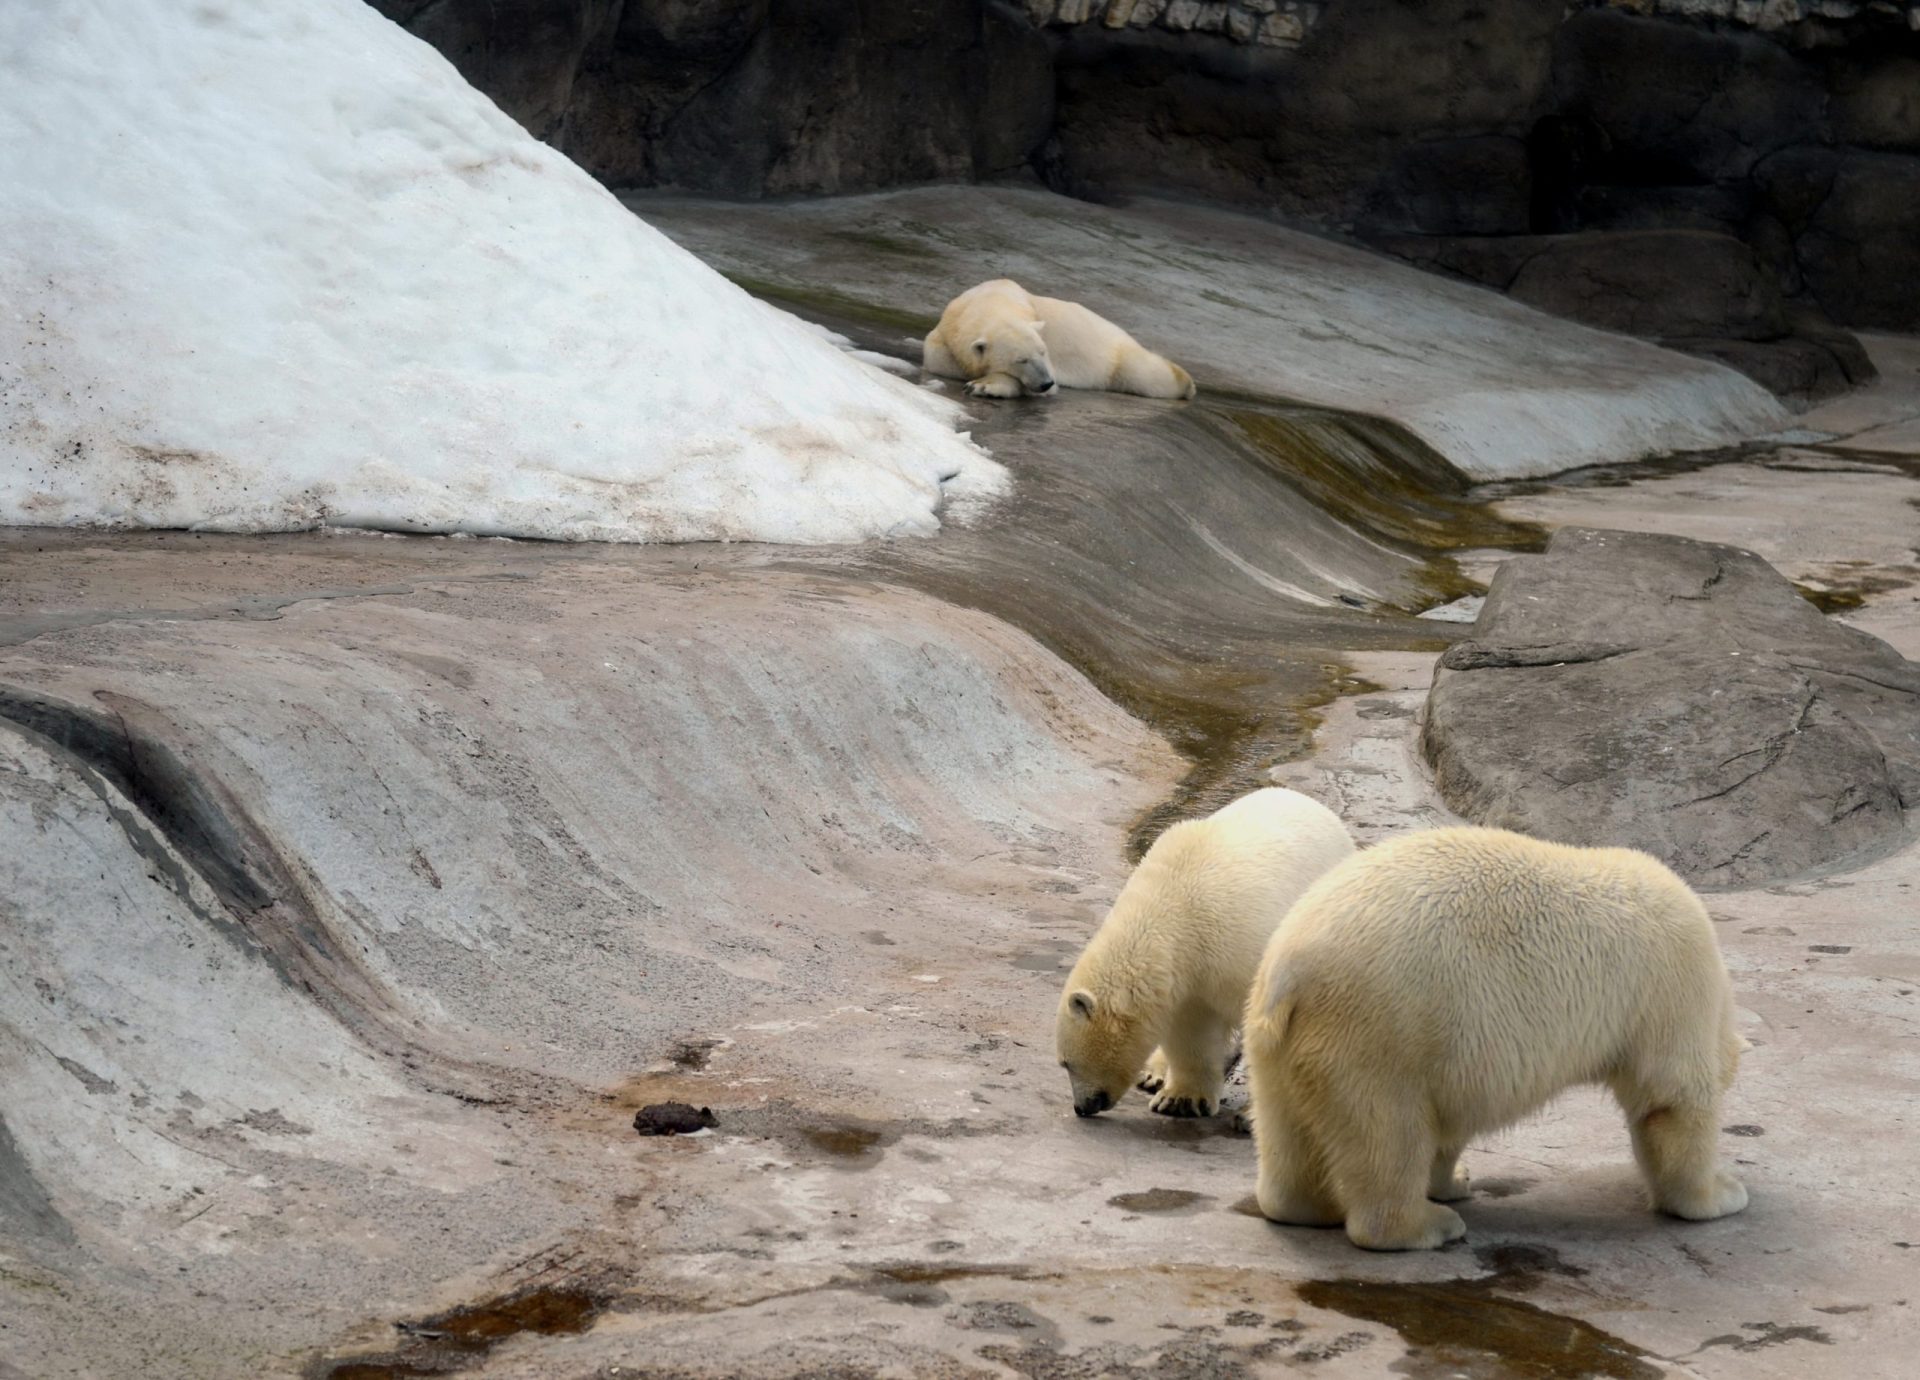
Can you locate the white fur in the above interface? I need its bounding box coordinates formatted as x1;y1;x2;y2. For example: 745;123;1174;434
924;279;1196;401
1245;826;1748;1251
1055;788;1355;1119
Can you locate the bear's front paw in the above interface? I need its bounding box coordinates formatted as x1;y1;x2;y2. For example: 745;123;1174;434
1136;1049;1169;1095
1660;1170;1748;1221
965;375;1022;399
1149;1087;1220;1118
1429;1170;1472;1203
1347;1202;1467;1252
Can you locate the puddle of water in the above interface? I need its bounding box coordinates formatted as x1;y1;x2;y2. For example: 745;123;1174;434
310;1283;611;1379
1108;1187;1211;1213
1299;1245;1653;1380
801;1124;886;1160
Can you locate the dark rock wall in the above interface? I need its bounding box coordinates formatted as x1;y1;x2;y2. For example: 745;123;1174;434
370;0;1917;368
369;0;1052;196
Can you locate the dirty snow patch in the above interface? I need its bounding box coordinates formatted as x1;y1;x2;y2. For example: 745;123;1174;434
0;0;1000;543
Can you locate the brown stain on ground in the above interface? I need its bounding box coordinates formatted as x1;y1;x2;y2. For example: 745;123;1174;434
309;1283;611;1379
801;1124;886;1159
1108;1187;1212;1213
1298;1245;1659;1380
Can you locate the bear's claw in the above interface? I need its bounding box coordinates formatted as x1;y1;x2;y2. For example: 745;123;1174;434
1149;1092;1215;1118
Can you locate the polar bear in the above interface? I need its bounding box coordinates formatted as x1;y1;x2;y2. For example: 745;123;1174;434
1244;827;1748;1252
1055;788;1354;1119
924;279;1196;401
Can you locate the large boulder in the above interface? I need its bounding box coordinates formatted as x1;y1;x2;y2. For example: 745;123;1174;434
1423;528;1920;889
1756;147;1920;332
1373;227;1872;402
371;0;1054;195
1506;230;1788;341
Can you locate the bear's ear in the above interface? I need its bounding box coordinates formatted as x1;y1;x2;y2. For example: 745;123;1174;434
1068;989;1097;1020
971;338;988;356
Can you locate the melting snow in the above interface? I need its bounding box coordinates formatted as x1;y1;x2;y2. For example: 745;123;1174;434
0;0;1001;542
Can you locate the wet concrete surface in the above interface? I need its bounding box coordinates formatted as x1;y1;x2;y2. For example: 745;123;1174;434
3;328;1918;1376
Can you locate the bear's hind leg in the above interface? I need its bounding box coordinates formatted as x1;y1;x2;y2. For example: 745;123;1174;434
1332;1097;1467;1251
1150;1012;1233;1118
1428;1143;1472;1203
1251;1084;1342;1227
1614;1080;1748;1221
1109;350;1194;401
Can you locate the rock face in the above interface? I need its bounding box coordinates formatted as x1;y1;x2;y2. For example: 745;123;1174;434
1423;528;1920;889
1376;228;1878;403
368;0;1053;196
366;0;1907;393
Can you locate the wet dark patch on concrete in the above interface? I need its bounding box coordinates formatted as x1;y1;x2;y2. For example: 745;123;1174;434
1472;1177;1536;1200
1470;1243;1587;1282
1109;1188;1211;1213
1298;1243;1651;1380
1698;1320;1835;1353
0;1114;75;1251
308;1282;612;1379
666;1038;722;1070
1797;583;1869;613
801;1124;886;1160
952;1299;1058;1336
53;1056;116;1095
1723;1124;1766;1137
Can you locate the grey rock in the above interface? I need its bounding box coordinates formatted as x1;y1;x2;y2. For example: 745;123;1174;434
1832;55;1920;153
1424;528;1920;888
1366;227;1876;399
1661;334;1861;406
370;0;1053;197
1547;10;1828;184
1506;230;1789;342
1757;147;1920;331
1359;135;1533;238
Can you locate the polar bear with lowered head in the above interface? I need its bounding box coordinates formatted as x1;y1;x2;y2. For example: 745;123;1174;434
925;279;1196;401
1245;826;1748;1252
1056;788;1354;1119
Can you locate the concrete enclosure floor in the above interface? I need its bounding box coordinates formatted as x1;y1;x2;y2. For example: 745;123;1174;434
3;316;1917;1374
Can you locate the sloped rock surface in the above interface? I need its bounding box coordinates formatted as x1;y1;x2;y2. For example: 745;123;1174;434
1424;527;1920;887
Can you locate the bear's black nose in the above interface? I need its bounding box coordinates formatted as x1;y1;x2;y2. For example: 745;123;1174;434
1074;1090;1112;1118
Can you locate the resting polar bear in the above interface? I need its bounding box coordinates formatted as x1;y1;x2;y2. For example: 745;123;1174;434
1055;788;1354;1119
925;279;1196;400
1245;827;1748;1251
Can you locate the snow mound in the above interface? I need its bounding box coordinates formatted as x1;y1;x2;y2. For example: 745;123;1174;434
0;0;1001;543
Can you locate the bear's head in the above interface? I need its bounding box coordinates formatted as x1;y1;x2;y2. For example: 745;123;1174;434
1055;985;1153;1118
969;321;1056;395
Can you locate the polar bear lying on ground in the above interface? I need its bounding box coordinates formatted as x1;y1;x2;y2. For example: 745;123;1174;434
925;279;1196;400
1055;788;1354;1119
1245;826;1749;1251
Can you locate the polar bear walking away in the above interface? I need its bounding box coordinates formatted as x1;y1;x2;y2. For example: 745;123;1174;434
925;279;1196;401
1245;827;1748;1251
1055;788;1354;1119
